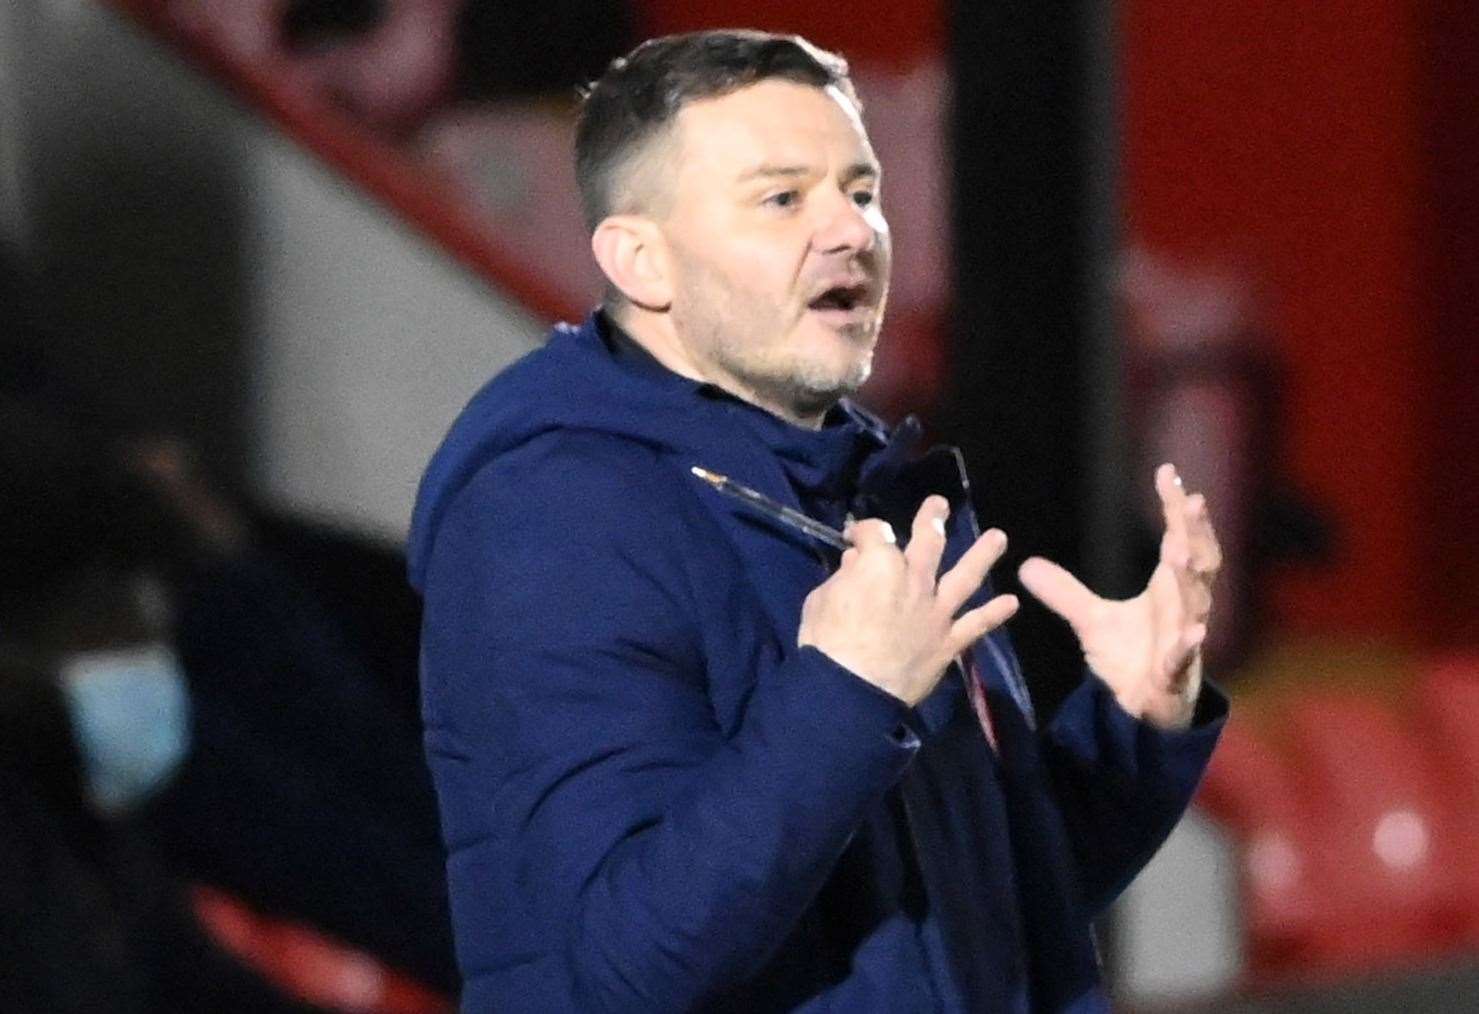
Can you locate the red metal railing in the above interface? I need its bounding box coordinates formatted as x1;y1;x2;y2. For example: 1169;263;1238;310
103;0;581;324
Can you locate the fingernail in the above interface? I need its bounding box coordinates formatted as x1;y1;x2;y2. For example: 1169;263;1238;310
932;516;947;537
880;522;896;545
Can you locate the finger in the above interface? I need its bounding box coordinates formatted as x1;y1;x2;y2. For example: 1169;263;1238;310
1162;622;1208;687
1017;556;1099;632
1183;494;1223;578
1155;466;1197;601
1158;530;1205;627
1159;491;1219;618
905;495;951;585
936;527;1007;613
1148;557;1197;651
849;518;897;551
1183;576;1213;624
1155;463;1191;547
948;593;1019;655
1160;525;1194;584
1148;557;1210;678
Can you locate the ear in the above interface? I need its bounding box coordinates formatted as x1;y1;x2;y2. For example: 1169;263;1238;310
591;215;672;311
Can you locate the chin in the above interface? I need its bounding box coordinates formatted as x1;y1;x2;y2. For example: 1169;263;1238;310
814;324;877;380
795;348;874;403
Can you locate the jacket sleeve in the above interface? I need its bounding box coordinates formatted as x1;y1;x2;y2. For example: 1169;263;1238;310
1039;670;1227;916
419;432;918;1011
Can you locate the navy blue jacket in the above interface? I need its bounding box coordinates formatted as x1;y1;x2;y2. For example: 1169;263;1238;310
408;312;1225;1012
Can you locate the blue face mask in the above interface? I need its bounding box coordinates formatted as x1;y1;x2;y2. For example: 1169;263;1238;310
58;644;191;816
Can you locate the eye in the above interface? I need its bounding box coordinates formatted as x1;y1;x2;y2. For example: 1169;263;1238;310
764;190;799;209
851;190;876;208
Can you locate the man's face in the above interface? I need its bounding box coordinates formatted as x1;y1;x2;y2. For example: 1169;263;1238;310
658;78;892;421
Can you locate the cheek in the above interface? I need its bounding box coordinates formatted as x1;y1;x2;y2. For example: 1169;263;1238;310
744;258;798;305
709;251;796;315
711;218;805;291
676;218;807;316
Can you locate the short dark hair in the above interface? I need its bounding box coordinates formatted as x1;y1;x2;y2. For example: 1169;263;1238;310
574;29;858;233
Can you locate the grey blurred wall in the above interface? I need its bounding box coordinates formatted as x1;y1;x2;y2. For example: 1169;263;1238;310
0;3;28;254
5;0;541;540
17;0;251;472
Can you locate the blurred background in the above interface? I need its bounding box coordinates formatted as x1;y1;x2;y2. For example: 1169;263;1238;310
0;0;1473;1010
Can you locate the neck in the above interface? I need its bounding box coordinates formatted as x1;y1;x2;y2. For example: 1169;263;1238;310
608;304;828;430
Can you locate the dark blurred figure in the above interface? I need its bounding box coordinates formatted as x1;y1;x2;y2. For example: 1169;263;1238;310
170;0;460;139
454;0;636;101
131;437;458;995
170;0;636;139
1;250;457;1001
0;389;321;1012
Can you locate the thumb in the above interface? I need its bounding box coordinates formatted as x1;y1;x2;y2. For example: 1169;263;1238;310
1018;556;1098;632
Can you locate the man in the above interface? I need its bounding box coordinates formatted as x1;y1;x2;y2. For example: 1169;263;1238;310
409;29;1225;1012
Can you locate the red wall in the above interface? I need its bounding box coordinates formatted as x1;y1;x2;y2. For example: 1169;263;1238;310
638;0;940;68
1121;1;1445;643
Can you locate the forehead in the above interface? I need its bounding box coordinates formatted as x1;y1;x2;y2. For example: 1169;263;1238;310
671;79;877;181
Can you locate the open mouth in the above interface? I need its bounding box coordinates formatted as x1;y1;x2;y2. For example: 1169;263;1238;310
807;284;870;319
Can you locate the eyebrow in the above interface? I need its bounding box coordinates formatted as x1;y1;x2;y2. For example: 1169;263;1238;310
734;160;881;186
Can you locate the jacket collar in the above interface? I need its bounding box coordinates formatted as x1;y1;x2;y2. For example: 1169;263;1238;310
597;310;889;505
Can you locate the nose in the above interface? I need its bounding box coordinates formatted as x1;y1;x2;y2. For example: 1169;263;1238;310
813;190;880;258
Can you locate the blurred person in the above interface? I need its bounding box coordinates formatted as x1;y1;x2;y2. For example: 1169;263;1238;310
0;249;457;996
0;391;321;1012
410;30;1227;1012
453;0;635;101
172;0;460;138
170;0;638;149
130;434;460;994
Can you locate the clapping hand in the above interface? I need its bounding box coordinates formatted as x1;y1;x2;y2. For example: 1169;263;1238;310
1017;464;1222;730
